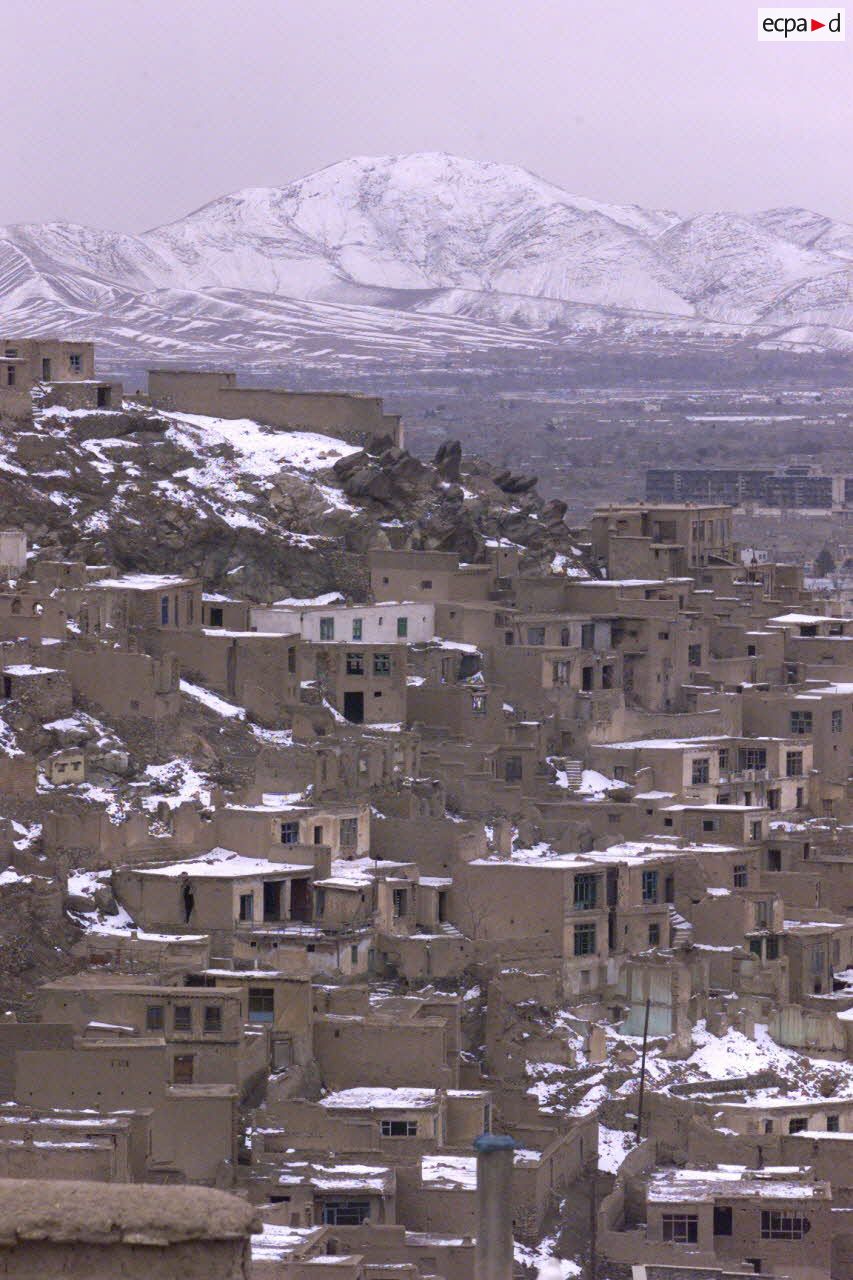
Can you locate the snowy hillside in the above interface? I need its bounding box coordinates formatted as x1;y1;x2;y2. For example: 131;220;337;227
2;152;853;361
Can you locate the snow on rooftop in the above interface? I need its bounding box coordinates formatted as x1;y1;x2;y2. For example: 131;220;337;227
318;1087;435;1110
137;848;308;879
87;573;195;590
3;664;57;676
647;1166;824;1202
270;591;345;608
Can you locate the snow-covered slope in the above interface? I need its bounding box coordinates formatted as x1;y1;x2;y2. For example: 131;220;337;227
2;152;853;361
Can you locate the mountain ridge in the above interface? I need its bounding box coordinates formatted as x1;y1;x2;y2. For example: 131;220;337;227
2;152;853;364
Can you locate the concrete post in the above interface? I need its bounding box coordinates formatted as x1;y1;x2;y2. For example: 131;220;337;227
474;1132;515;1280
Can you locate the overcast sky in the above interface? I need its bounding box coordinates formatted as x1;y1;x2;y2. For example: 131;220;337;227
3;0;852;231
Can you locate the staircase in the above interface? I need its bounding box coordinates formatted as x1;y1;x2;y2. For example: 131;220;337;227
562;759;584;787
669;906;693;949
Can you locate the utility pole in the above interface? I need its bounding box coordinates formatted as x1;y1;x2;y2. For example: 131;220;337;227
635;996;651;1143
588;1161;597;1280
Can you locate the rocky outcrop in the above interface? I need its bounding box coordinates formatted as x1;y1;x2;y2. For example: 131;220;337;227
0;406;589;598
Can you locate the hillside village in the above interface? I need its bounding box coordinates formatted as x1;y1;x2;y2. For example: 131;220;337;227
0;338;851;1279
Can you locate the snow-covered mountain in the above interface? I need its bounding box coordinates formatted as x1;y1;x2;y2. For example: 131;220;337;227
2;152;853;366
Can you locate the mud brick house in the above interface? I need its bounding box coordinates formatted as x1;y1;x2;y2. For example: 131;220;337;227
0;338;121;420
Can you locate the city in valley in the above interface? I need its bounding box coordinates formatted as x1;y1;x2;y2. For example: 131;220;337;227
0;335;849;1280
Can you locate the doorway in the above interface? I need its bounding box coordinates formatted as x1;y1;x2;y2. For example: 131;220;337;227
263;880;283;922
41;358;52;380
290;878;312;923
97;385;111;408
343;691;364;723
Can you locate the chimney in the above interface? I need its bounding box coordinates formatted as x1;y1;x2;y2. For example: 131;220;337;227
474;1132;515;1280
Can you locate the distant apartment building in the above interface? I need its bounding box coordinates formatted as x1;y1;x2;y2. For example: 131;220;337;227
647;464;851;511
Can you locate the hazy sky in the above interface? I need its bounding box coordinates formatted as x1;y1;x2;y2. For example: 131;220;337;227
3;0;852;231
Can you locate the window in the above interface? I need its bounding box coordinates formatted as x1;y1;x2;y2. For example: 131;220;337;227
204;1005;222;1034
662;1214;698;1244
471;693;487;714
751;821;762;841
657;631;670;641
703;817;719;832
761;1210;810;1240
146;1005;164;1032
6;367;15;387
552;660;569;685
346;652;364;675
380;1119;418;1137
766;935;779;960
313;824;324;845
574;922;596;957
396;616;408;638
315;888;326;918
573;874;597;911
527;626;546;646
248;987;275;1024
69;353;82;372
280;821;299;844
790;710;813;735
392;888;407;918
323;1199;371;1226
688;643;702;667
581;623;594;649
173;1054;194;1084
239;893;254;921
691;758;710;785
648;922;660;946
718;746;729;771
173;1005;192;1032
642;870;659;903
160;595;169;626
350;944;358;965
788;1117;808;1134
713;1206;732;1236
734;864;748;888
832;709;843;733
738;748;767;771
318;617;335;641
504;755;522;783
767;849;781;872
340;817;358;850
827;1114;840;1132
786;750;803;777
373;653;391;676
351;618;363;640
419;579;432;590
287;647;296;674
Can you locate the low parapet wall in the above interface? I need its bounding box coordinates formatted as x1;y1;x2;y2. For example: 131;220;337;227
148;370;403;448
